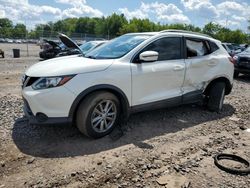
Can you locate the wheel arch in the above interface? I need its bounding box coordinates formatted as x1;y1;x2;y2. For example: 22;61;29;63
69;85;130;121
204;77;232;96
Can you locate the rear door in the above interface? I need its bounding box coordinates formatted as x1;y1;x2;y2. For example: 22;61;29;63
182;37;218;95
131;36;185;106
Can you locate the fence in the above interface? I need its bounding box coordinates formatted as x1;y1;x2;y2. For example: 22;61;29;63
0;30;115;58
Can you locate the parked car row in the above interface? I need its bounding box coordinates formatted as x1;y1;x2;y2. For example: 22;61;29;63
222;42;248;57
0;38;38;44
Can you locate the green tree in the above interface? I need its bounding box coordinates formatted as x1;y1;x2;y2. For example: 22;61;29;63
13;23;26;38
32;21;57;38
53;18;77;35
119;18;156;34
75;17;96;34
184;24;201;32
0;18;13;38
1;15;248;44
105;13;127;36
0;18;12;28
248;19;250;31
203;22;222;37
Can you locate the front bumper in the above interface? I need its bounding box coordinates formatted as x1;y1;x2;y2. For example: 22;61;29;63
23;98;72;125
22;85;76;125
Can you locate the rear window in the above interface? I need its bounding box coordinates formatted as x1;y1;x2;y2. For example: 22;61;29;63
186;39;209;58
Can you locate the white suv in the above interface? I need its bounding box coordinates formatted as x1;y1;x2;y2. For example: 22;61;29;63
22;30;234;138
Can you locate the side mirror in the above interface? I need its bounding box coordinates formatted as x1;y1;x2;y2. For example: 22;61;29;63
139;51;158;62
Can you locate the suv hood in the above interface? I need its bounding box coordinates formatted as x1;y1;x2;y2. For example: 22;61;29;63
59;33;78;49
237;51;250;58
25;55;113;77
59;33;83;54
44;39;60;48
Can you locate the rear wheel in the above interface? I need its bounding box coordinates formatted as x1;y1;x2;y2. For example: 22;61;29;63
207;82;226;113
76;91;120;138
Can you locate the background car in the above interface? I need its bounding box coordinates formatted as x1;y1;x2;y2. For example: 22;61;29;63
39;39;65;59
233;46;250;77
57;40;107;57
222;43;235;57
39;35;85;59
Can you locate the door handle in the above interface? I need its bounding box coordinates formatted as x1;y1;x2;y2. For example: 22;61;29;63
174;65;184;71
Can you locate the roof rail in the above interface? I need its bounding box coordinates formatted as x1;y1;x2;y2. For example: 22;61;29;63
160;29;213;39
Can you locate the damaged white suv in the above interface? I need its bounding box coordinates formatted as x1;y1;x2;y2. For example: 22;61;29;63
22;30;234;138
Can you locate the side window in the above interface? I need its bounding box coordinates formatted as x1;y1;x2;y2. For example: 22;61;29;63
141;37;182;61
186;39;209;58
209;41;219;53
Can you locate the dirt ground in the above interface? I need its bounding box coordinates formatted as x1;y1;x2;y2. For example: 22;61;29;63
0;43;249;188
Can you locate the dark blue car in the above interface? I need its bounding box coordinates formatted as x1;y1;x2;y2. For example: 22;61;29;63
233;47;250;77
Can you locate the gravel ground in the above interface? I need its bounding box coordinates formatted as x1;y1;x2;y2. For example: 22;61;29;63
0;49;249;188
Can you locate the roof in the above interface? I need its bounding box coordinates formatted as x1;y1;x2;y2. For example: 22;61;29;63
125;32;158;36
124;30;221;44
160;29;213;38
125;30;214;39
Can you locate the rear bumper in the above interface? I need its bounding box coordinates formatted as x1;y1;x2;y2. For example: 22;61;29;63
23;97;72;125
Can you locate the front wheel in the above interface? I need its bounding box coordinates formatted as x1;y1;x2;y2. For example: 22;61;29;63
76;91;120;138
207;82;226;113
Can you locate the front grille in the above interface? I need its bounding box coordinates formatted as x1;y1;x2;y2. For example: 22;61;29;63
22;76;40;88
238;57;250;68
239;57;250;62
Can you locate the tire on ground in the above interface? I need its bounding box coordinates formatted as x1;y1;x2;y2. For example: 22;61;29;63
76;91;120;138
207;82;226;113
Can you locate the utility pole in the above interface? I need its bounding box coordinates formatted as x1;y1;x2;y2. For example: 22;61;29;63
25;20;29;57
225;16;229;28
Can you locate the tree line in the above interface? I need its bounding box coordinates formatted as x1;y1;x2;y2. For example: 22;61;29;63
0;13;249;44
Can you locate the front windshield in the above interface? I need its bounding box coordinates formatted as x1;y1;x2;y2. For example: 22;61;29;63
227;44;234;50
85;34;151;59
80;42;96;53
59;43;66;49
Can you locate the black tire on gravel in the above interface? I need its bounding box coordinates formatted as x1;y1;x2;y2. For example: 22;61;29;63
214;153;250;175
207;82;226;113
76;91;120;138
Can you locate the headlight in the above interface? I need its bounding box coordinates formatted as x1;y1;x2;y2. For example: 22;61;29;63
32;75;75;90
21;74;26;85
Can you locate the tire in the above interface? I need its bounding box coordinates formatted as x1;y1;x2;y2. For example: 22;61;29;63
234;71;239;78
214;153;250;175
76;91;120;138
207;82;226;113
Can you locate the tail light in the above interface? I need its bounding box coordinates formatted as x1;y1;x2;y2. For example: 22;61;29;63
228;57;236;64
